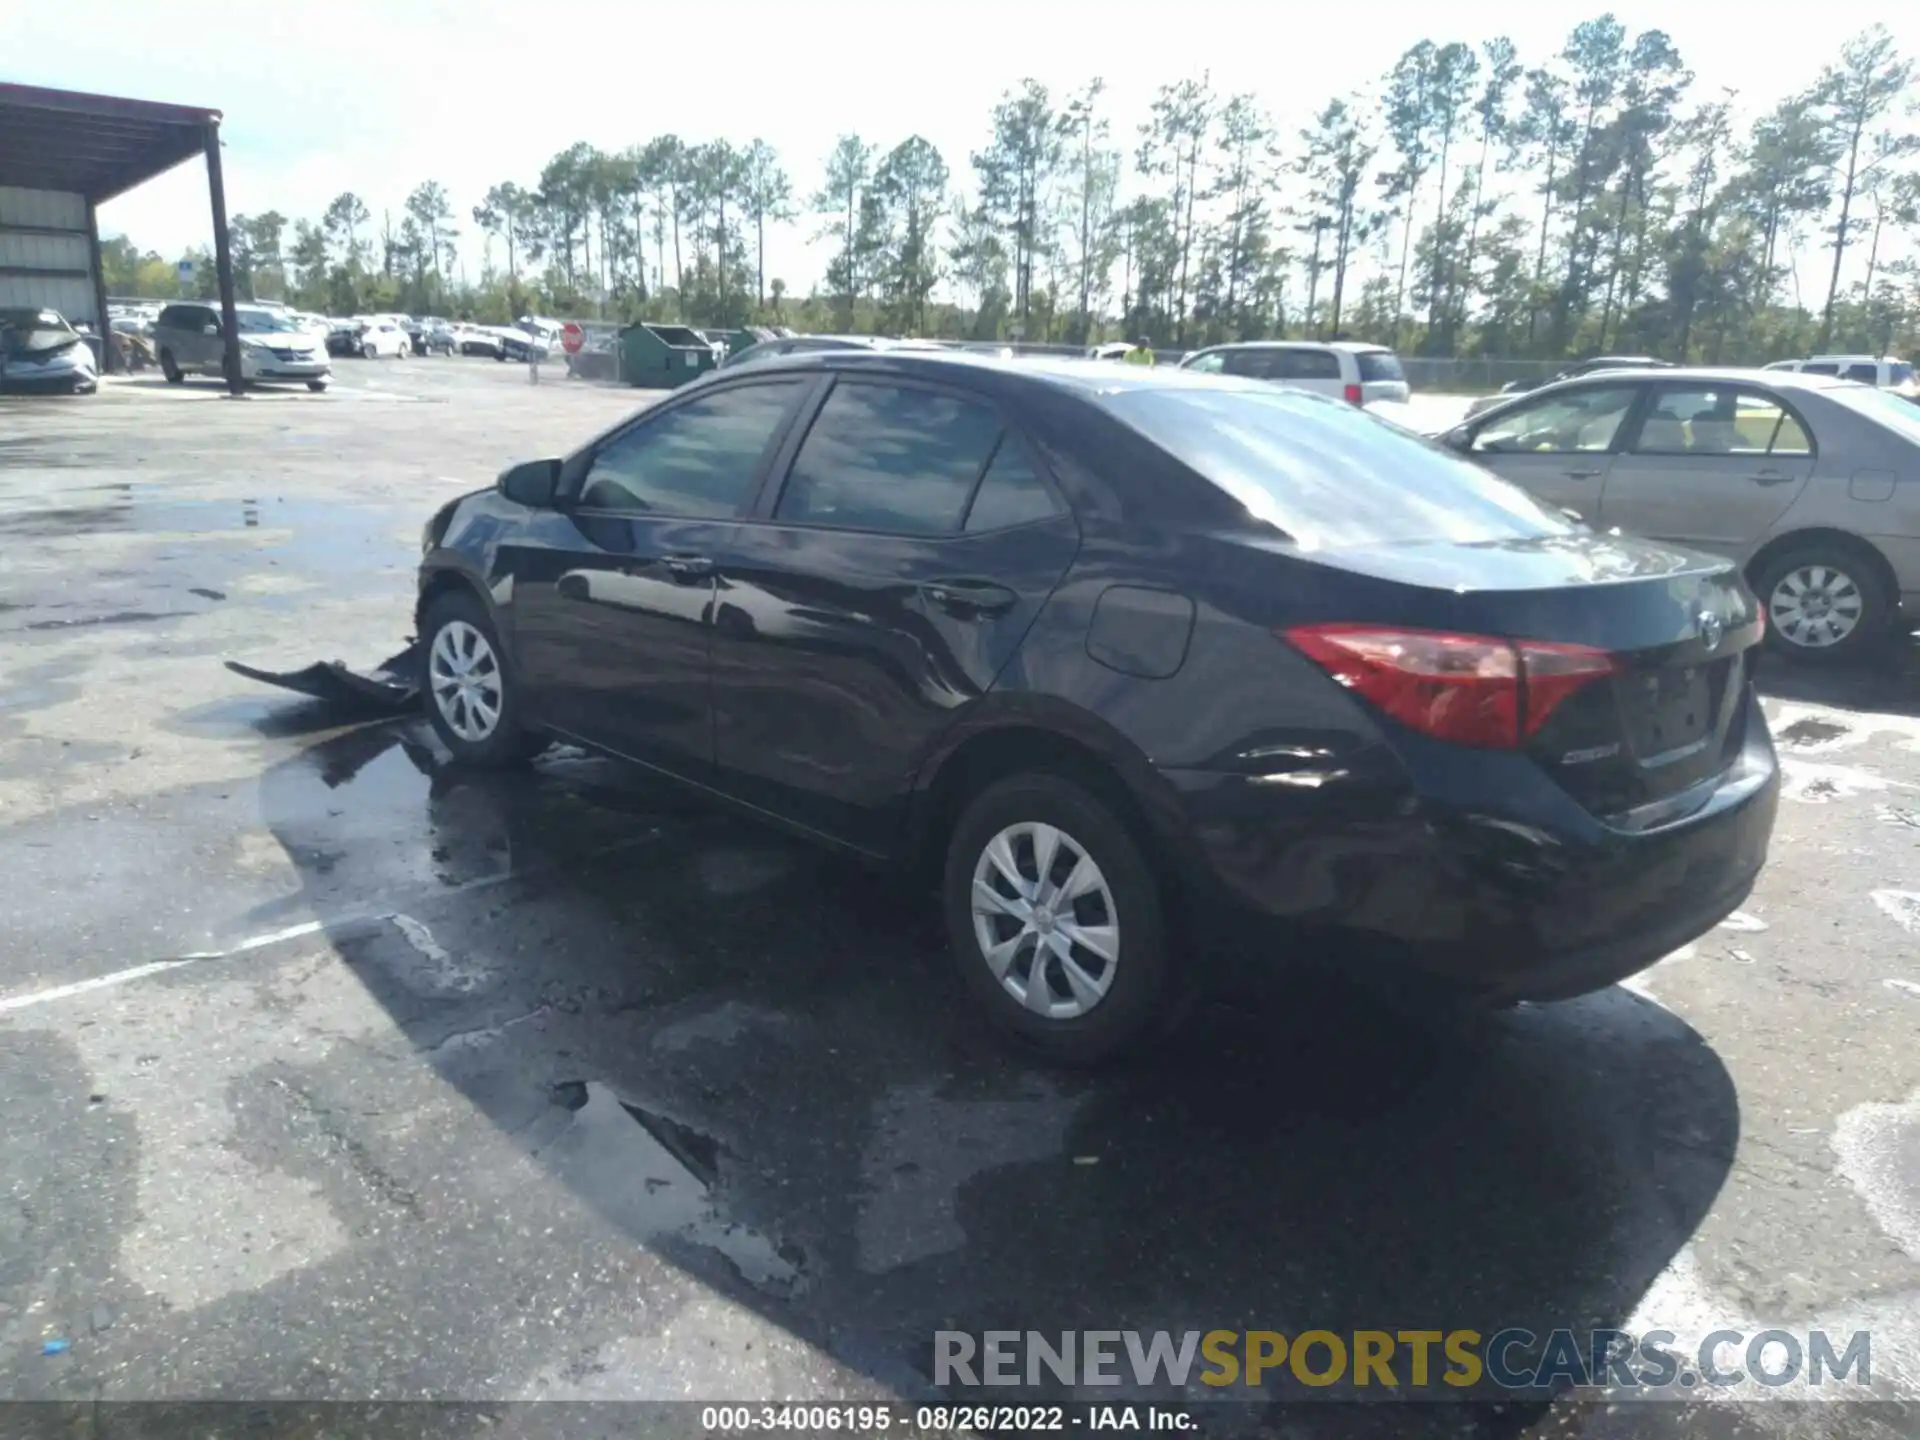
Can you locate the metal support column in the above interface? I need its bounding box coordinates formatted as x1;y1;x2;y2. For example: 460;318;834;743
84;200;115;374
203;122;243;396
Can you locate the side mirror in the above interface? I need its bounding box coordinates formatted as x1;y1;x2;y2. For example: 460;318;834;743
1442;426;1472;452
498;457;560;508
203;322;220;337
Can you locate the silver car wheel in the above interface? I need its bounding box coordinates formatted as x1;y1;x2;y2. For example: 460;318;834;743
970;820;1119;1020
429;620;504;742
1768;564;1865;649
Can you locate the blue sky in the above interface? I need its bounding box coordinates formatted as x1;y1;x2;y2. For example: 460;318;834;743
5;1;1913;301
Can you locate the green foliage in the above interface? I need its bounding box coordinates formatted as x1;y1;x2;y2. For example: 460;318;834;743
100;20;1920;363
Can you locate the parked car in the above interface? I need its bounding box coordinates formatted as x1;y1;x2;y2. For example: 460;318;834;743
351;318;412;360
0;307;97;394
1177;341;1411;407
496;326;550;364
325;319;362;358
454;325;506;358
1768;355;1918;402
1436;367;1920;662
1466;356;1674;418
419;319;458;355
414;351;1779;1060
720;335;948;369
150;302;331;390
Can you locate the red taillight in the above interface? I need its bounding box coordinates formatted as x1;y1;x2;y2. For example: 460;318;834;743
1283;624;1615;750
1342;382;1363;405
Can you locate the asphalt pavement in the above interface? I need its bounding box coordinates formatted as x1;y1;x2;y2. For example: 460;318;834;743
1;357;1917;1439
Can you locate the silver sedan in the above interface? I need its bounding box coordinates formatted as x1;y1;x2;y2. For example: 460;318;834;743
1434;368;1920;662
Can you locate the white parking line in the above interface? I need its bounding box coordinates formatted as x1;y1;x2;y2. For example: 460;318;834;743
0;828;664;1017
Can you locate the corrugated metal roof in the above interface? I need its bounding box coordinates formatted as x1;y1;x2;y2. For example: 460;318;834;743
0;83;221;202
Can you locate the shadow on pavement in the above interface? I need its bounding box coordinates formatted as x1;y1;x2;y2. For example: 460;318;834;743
1756;628;1920;719
240;718;1742;1432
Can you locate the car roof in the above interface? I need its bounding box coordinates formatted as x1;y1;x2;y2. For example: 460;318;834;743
700;345;1310;400
1190;339;1392;355
1529;365;1854;393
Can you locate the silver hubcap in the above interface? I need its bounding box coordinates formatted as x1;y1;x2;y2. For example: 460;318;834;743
970;821;1119;1020
1769;565;1864;649
429;620;503;742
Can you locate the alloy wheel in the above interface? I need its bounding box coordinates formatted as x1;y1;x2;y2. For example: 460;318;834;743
970;821;1119;1019
429;620;504;742
1768;564;1864;650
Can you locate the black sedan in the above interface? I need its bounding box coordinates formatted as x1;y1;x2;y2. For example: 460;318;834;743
415;351;1779;1061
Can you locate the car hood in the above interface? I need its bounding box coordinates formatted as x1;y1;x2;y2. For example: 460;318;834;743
3;329;84;362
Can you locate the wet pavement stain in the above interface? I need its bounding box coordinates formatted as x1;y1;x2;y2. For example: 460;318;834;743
1778;716;1852;747
24;610;187;632
531;1081;805;1297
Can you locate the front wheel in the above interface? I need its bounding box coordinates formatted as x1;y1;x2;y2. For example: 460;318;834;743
1753;545;1893;664
306;378;329;393
420;590;546;767
942;772;1171;1065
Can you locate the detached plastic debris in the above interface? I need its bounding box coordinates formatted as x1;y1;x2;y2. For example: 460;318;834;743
41;1339;70;1356
225;640;423;714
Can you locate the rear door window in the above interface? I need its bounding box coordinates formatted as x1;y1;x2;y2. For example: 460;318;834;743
963;439;1062;532
1291;350;1342;380
774;381;1004;535
1844;362;1879;385
1628;386;1811;456
1802;362;1841;376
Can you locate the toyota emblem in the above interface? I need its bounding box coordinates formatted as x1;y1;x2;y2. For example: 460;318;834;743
1698;611;1724;652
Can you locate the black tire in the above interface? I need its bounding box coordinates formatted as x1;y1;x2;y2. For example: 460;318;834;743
419;589;547;767
306;379;328;393
160;350;182;384
942;772;1171;1065
1752;543;1894;665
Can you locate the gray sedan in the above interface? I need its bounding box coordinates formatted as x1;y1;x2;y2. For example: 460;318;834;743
1435;368;1920;662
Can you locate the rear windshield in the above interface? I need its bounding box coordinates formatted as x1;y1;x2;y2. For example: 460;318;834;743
1355;350;1406;383
1821;383;1920;444
1102;386;1575;550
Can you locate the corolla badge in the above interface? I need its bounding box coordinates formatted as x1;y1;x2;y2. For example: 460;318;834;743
1698;610;1724;652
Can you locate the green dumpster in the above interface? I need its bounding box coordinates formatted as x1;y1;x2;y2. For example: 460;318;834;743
619;323;717;389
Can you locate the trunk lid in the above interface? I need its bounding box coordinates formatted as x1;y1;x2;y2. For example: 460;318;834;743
1253;531;1763;819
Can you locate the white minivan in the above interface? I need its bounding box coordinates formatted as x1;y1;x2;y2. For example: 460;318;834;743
1767;354;1918;401
1177;340;1412;407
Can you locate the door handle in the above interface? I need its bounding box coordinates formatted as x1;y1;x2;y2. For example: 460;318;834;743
1746;470;1797;486
922;579;1018;616
1563;467;1604;480
661;553;714;582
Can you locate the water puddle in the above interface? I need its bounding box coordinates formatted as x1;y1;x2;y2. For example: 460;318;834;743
533;1081;804;1296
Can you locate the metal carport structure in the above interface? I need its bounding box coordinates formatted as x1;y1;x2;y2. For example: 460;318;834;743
0;82;243;392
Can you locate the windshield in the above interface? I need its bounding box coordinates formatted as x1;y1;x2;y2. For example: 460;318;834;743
235;309;300;333
1821;383;1920;444
1356;351;1405;382
1102;386;1576;550
1889;362;1914;386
